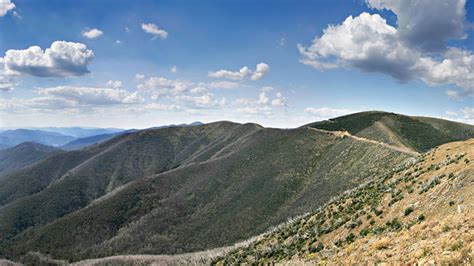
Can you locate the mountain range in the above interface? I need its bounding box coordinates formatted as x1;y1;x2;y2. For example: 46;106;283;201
0;111;472;264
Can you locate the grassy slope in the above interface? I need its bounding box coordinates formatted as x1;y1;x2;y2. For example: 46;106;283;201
306;111;474;153
1;124;412;262
0;122;244;239
0;142;61;177
216;139;473;264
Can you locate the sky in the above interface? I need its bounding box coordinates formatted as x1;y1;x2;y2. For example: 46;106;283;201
0;0;473;129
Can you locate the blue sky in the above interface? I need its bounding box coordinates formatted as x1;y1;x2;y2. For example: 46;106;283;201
0;0;473;128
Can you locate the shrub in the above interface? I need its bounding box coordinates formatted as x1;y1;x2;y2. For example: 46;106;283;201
404;207;414;216
345;232;355;243
417;214;425;222
359;228;370;237
315;242;324;252
386;218;402;231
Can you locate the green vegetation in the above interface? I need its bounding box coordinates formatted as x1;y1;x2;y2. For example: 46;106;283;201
306;111;474;153
0;121;412;262
0;142;61;177
404;207;414;216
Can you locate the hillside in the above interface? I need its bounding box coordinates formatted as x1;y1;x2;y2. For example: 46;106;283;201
306;111;474;153
0;129;76;147
60;132;122;150
216;139;473;264
0;121;413;262
0;142;61;177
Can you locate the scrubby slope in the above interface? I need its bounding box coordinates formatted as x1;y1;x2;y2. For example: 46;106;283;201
216;139;473;265
0;142;61;177
0;122;412;262
306;111;474;152
60;133;120;150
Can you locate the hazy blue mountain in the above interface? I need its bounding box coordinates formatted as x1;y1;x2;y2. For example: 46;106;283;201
0;129;75;147
34;127;124;138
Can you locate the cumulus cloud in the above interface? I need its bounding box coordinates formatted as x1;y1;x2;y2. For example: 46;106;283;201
170;66;177;73
251;63;270;80
208;63;270;81
37;86;143;105
0;0;15;17
141;23;168;39
366;0;467;52
234;87;287;116
137;76;191;99
82;28;103;39
298;0;474;97
2;41;94;77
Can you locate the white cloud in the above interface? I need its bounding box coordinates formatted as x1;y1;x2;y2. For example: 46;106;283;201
208;81;240;90
174;93;226;109
170;66;177;73
0;58;15;91
366;0;467;52
137;76;191;99
135;73;145;80
304;107;354;118
298;0;474;98
461;107;474;120
106;80;123;89
82;28;103;39
257;91;269;104
37;86;143;105
0;96;78;112
116;40;121;44
271;92;287;107
2;41;94;77
0;0;15;17
208;63;270;81
444;107;474;124
0;82;14;91
234;87;287;116
446;90;462;100
141;23;168;39
143;103;181;111
251;63;270;80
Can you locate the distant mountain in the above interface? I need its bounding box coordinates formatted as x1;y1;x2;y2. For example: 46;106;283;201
0;121;412;262
0;114;470;264
60;132;124;151
0;144;9;150
0;142;61;177
216;138;474;264
306;111;474;152
34;127;124;138
60;122;202;151
0;129;76;147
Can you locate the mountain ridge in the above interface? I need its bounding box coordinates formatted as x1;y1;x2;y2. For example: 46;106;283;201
0;112;472;264
305;111;474;153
